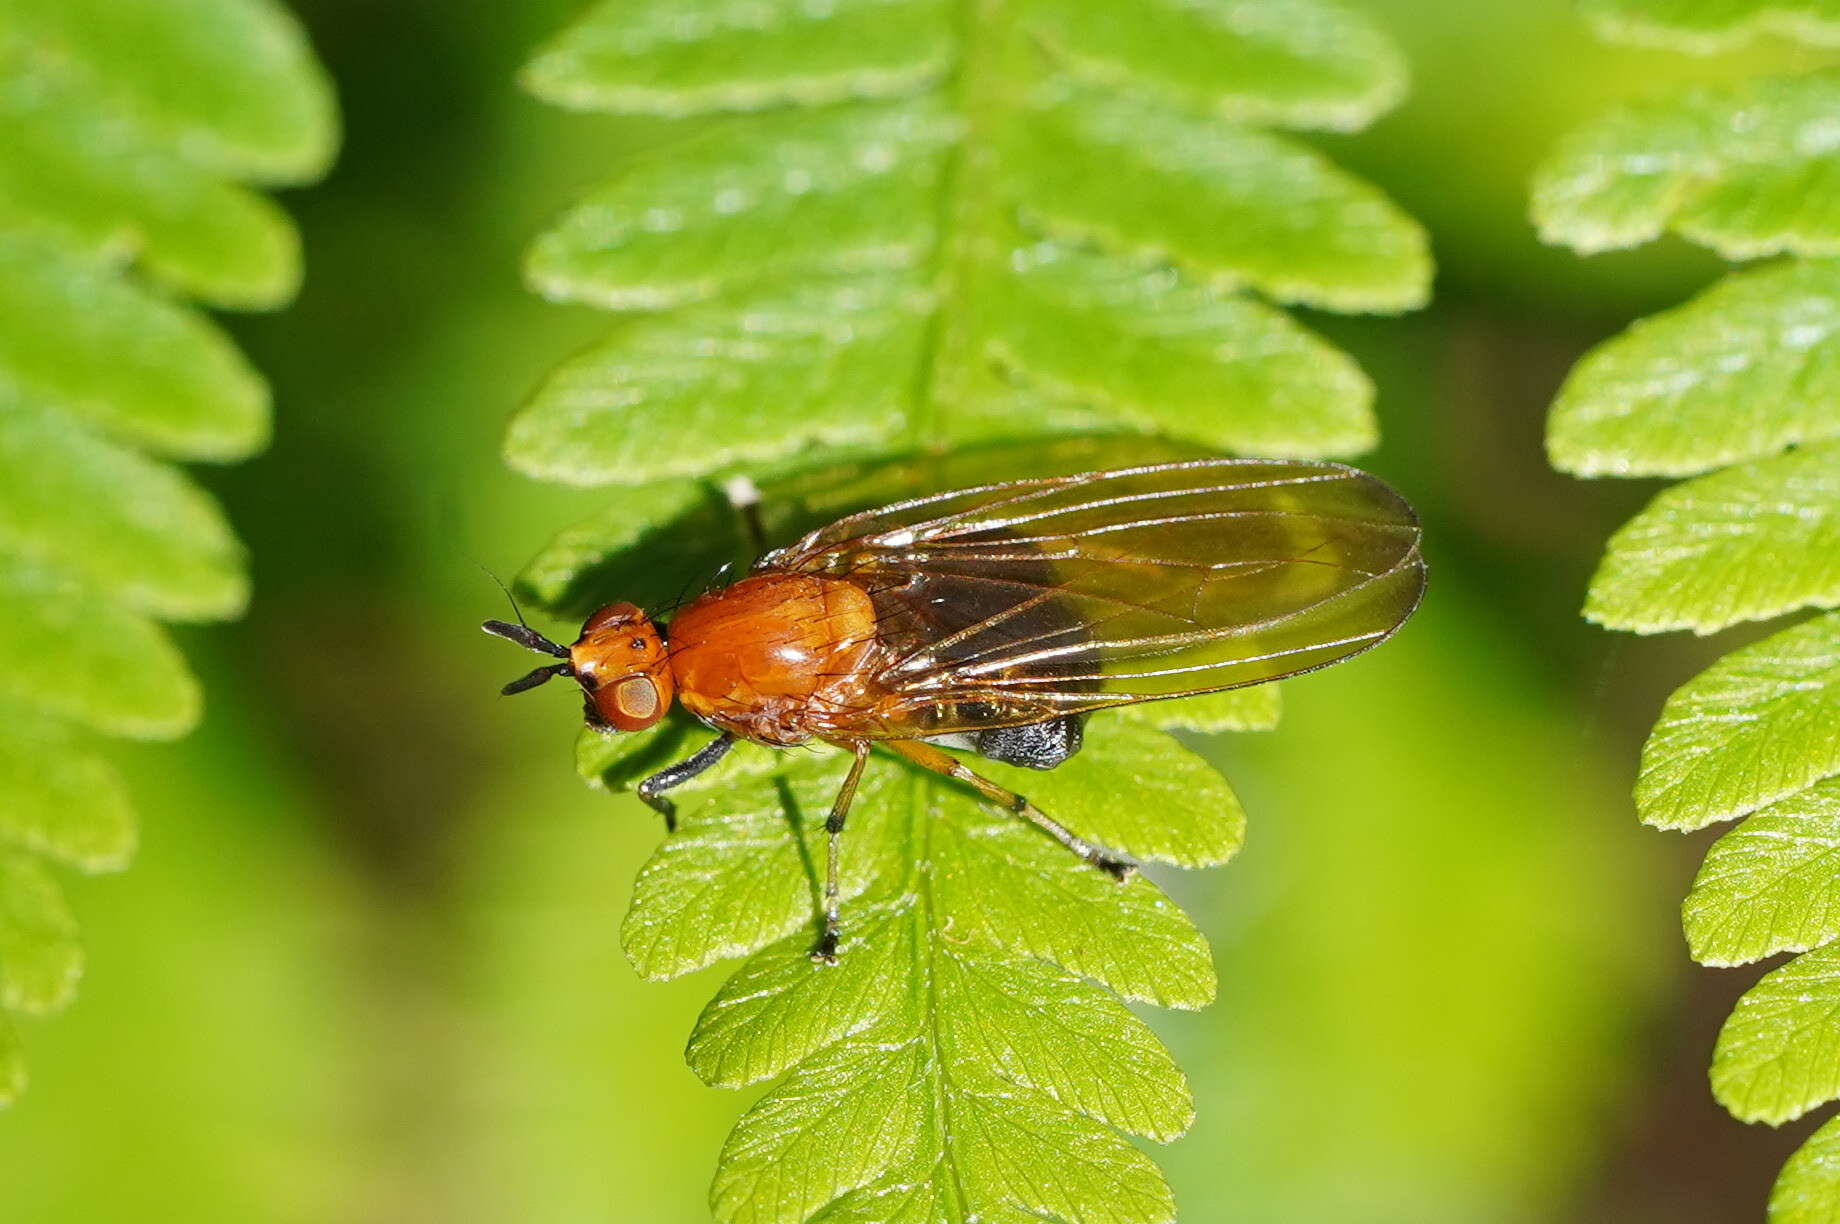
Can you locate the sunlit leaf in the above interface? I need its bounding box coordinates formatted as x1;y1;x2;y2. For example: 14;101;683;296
0;233;267;460
1535;69;1840;259
712;1035;933;1224
929;945;1191;1140
927;797;1216;1011
0;0;336;183
1550;260;1840;479
0;851;80;1016
1580;0;1840;52
1714;941;1840;1124
988;244;1376;456
1637;612;1840;832
620;754;903;981
1773;1112;1840;1223
820;1065;1176;1224
0;557;199;739
0;0;332;309
522;0;954;116
507;275;928;486
1005;84;1430;313
1687;776;1840;966
1019;0;1406;131
528;100;953;311
0;101;301;309
687;901;917;1089
1585;442;1840;634
968;720;1244;868
0;393;246;621
0;706;135;872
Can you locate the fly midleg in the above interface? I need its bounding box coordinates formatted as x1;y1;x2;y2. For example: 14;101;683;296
811;741;873;964
880;738;1132;880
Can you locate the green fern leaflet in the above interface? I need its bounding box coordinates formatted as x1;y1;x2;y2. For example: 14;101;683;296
0;0;335;1101
1536;13;1840;1217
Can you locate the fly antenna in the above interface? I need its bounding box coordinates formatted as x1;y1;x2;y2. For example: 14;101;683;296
481;566;537;633
479;568;570;660
482;619;571;659
500;662;571;695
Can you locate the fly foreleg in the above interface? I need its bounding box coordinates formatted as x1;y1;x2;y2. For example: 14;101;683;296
636;733;736;833
881;738;1132;880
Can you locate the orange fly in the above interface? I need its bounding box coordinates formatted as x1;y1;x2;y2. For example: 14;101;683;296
486;458;1425;961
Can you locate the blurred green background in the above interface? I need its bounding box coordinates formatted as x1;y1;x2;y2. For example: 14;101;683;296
0;3;1828;1221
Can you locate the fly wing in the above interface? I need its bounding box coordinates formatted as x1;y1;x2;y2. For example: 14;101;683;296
761;458;1426;731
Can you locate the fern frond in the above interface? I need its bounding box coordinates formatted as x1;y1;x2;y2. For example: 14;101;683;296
1773;1114;1840;1220
511;2;1429;1218
1019;0;1405;131
669;750;1207;1222
1715;939;1840;1124
1580;0;1840;53
1535;21;1840;1217
0;0;335;1101
1636;612;1840;832
1549;259;1840;478
1686;776;1840;966
509;0;1427;487
1585;442;1840;634
1534;69;1840;259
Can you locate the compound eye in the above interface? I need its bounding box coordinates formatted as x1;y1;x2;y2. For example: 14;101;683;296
613;676;660;724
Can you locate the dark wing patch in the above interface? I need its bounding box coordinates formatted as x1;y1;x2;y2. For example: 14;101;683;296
762;459;1425;732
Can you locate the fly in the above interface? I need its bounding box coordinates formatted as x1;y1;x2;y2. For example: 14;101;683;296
486;458;1426;962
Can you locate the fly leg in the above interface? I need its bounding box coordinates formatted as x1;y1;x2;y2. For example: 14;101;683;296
811;741;873;965
636;733;736;833
882;738;1133;880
